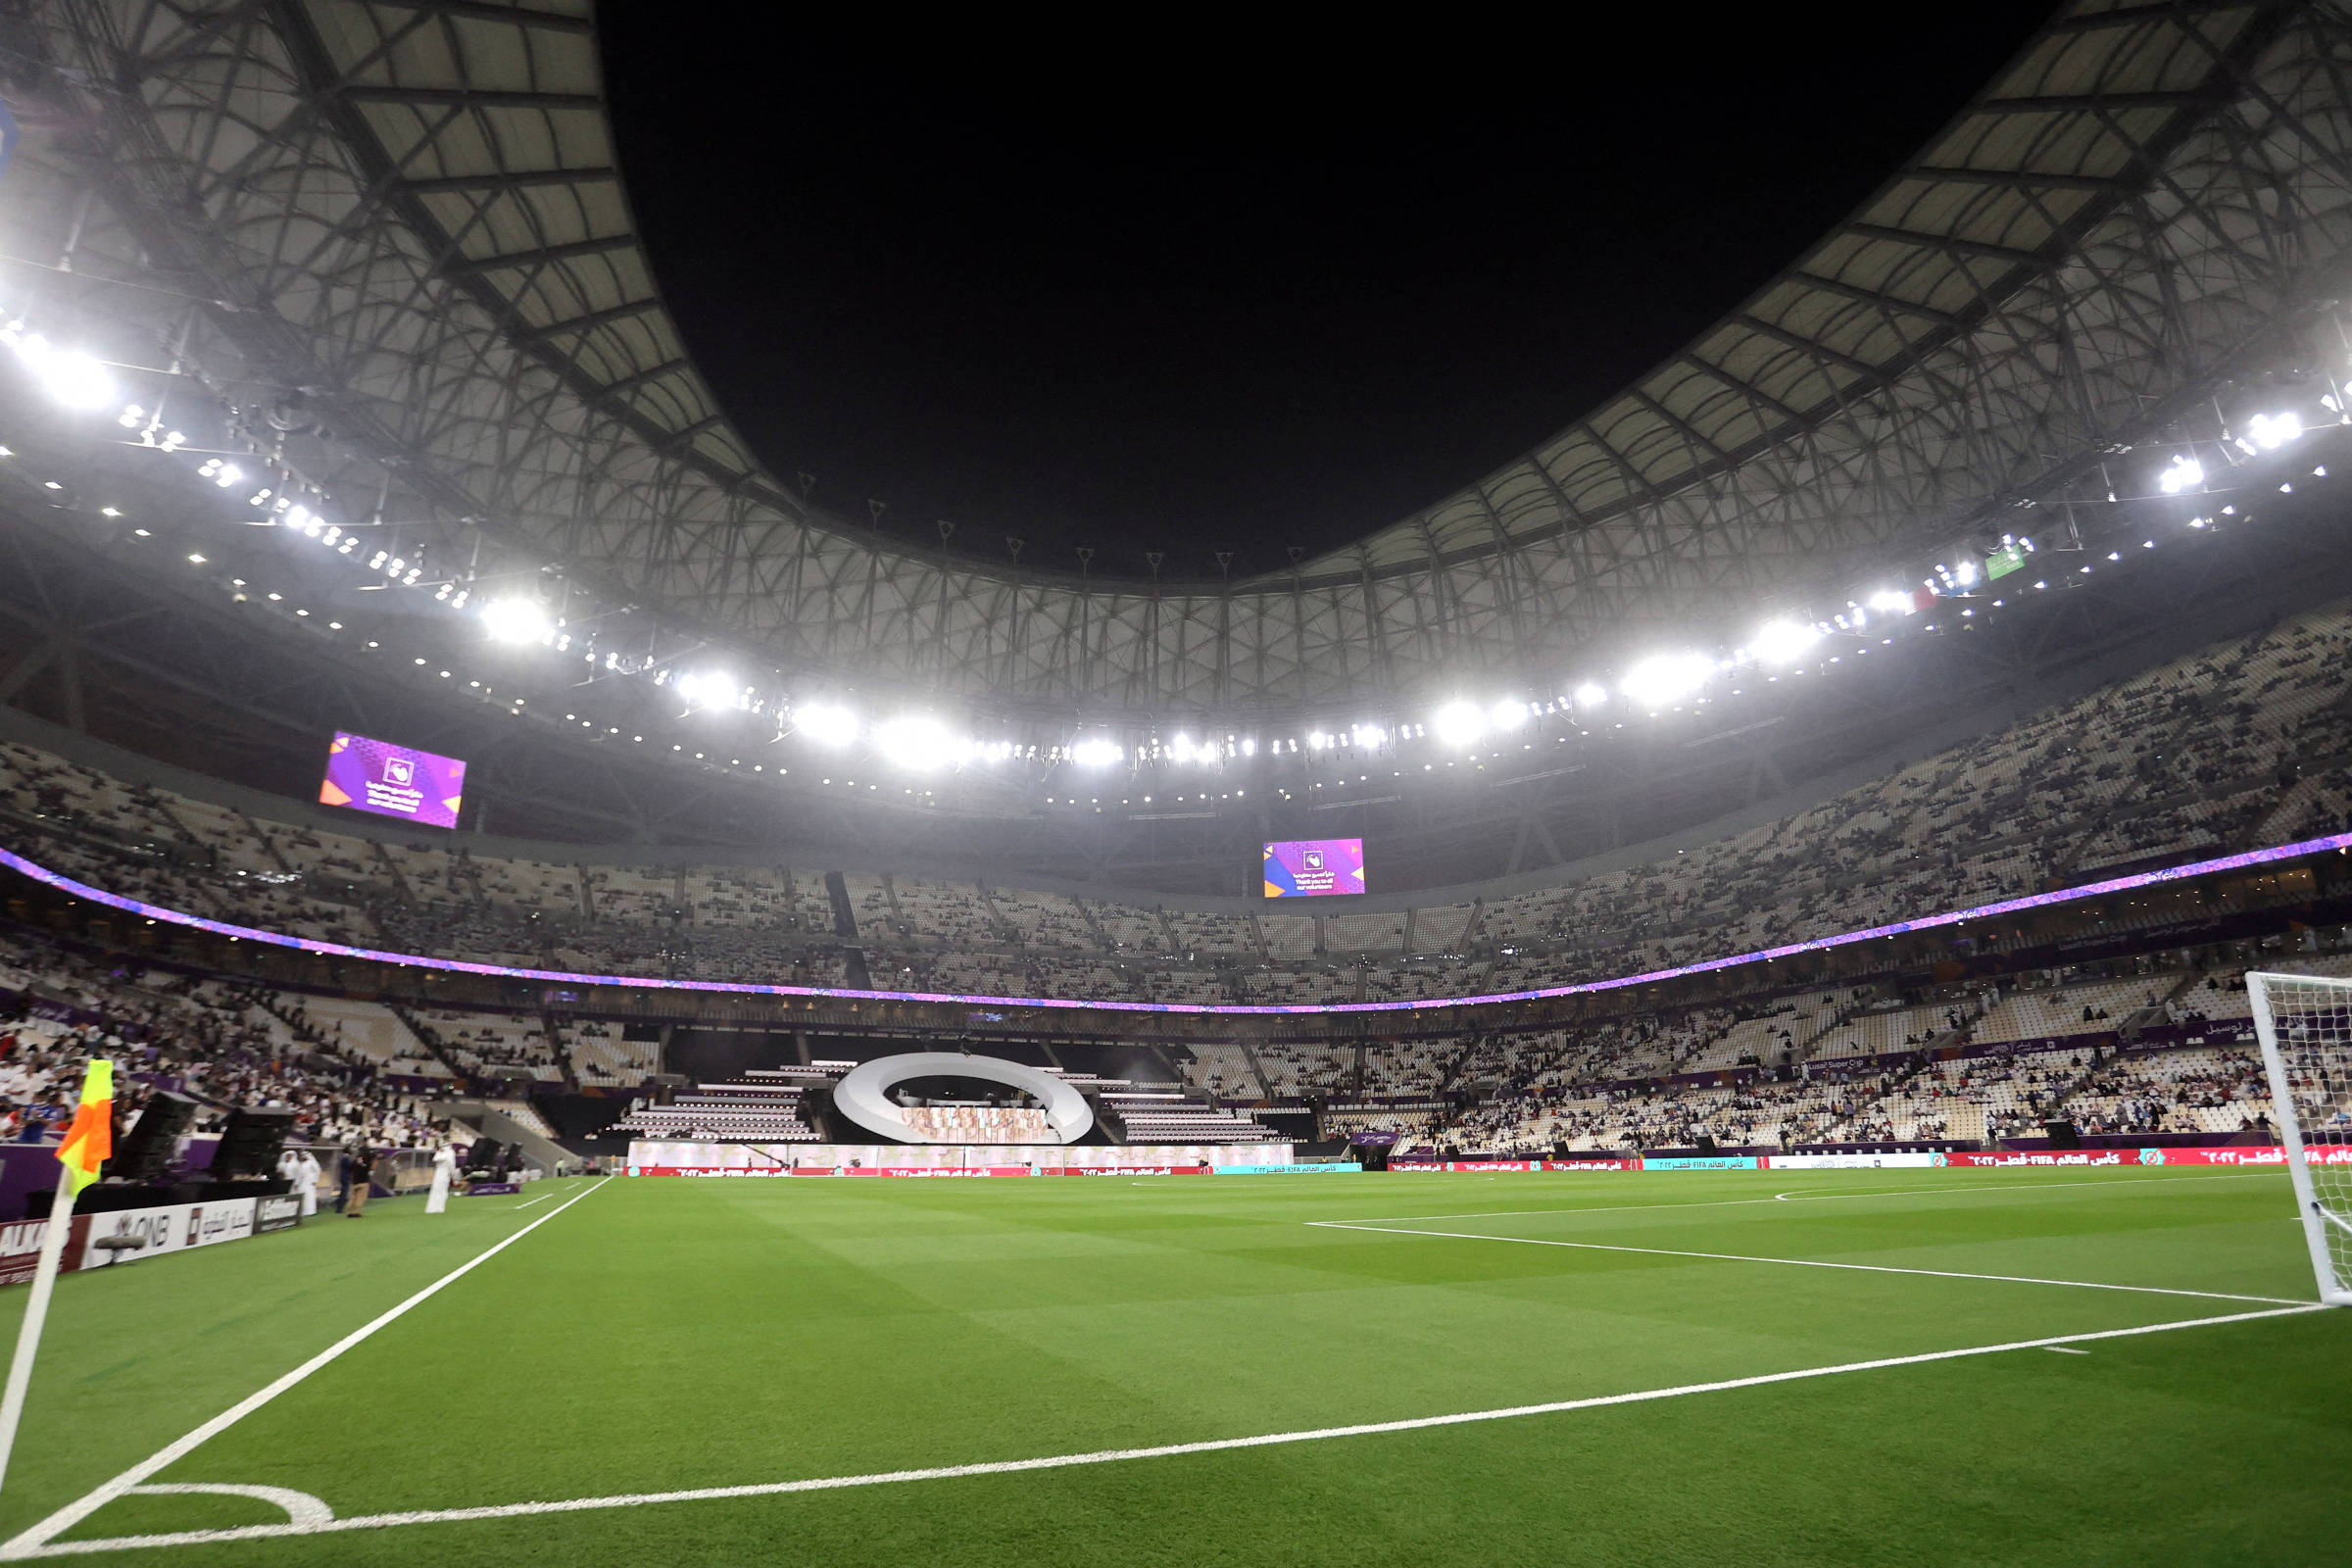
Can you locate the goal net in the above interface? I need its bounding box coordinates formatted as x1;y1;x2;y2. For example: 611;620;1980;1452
2247;971;2352;1305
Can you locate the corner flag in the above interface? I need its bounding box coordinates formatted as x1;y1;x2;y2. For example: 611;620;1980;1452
0;1059;112;1496
55;1060;112;1195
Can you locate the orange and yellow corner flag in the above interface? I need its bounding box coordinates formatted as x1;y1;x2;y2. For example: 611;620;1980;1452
55;1060;112;1197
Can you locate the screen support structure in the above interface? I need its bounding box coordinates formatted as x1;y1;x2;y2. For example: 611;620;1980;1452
2247;970;2352;1306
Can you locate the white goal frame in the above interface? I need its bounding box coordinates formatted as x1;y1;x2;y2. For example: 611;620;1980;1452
2246;970;2352;1306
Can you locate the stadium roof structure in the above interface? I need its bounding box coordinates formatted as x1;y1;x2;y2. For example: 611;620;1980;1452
5;1;2352;723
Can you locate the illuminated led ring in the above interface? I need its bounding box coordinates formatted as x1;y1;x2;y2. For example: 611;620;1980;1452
830;1052;1094;1144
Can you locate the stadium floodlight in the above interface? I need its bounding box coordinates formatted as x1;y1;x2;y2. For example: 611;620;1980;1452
1352;723;1387;748
1867;589;1918;615
674;670;738;709
1489;699;1528;731
2246;412;2304;451
1168;733;1197;762
1620;652;1714;708
1571;681;1608;709
794;701;858;747
1951;559;1979;588
2244;971;2352;1305
2158;453;2205;494
11;334;116;411
480;598;551;645
1069;736;1123;767
1431;701;1485;747
1750;619;1823;665
873;714;955;769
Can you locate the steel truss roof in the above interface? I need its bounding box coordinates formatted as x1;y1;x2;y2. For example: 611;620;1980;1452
5;1;2352;717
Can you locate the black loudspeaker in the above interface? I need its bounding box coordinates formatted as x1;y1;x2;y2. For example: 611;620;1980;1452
2042;1120;2080;1149
211;1106;297;1181
1695;1135;1719;1154
464;1138;505;1173
107;1091;202;1184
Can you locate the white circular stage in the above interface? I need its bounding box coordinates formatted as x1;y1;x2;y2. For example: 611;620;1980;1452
830;1053;1093;1145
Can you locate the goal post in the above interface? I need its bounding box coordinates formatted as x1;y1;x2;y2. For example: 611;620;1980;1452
2246;971;2352;1306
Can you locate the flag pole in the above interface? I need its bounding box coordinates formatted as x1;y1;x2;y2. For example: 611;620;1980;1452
0;1178;81;1494
0;1057;112;1500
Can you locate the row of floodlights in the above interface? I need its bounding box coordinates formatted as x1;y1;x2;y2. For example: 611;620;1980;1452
0;310;2329;781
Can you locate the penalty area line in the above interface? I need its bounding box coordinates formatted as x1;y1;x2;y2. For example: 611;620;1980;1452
1305;1219;2313;1306
1323;1170;2276;1228
0;1178;614;1560
4;1303;2320;1558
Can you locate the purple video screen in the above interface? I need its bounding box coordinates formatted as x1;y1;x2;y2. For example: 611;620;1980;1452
1262;838;1366;898
318;732;466;830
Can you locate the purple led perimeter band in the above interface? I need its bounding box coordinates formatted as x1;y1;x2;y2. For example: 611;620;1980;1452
2;833;2347;1017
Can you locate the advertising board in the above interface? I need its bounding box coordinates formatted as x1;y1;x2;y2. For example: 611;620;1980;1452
1764;1152;1946;1170
75;1198;257;1269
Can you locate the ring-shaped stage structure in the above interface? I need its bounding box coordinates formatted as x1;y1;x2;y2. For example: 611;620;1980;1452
830;1052;1093;1145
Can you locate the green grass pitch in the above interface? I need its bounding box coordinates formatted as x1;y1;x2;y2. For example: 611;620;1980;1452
0;1166;2343;1566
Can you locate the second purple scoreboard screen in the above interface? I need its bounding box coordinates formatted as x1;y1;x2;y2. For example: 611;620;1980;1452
1262;838;1366;899
318;731;467;830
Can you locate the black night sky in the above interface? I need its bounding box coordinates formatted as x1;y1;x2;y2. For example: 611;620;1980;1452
601;5;2061;579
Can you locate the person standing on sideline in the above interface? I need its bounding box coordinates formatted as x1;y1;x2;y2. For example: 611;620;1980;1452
425;1141;457;1213
340;1140;372;1217
275;1146;304;1204
295;1145;322;1216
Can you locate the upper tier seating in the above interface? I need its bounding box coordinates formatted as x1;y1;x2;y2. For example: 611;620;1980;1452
6;603;2352;1004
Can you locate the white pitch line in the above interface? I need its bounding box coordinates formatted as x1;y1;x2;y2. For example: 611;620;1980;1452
1321;1170;2274;1227
1306;1219;2312;1305
1;1178;613;1559
2041;1347;2092;1355
8;1303;2321;1558
511;1194;552;1210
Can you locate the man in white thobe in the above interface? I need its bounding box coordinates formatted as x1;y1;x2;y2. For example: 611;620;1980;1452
424;1142;457;1213
275;1147;303;1202
295;1148;322;1217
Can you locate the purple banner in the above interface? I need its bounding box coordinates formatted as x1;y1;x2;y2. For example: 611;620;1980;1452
318;732;466;829
1262;838;1366;898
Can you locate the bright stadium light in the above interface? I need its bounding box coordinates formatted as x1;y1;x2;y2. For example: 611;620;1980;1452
674;670;737;709
2158;453;2205;494
794;701;858;747
2245;412;2303;451
480;598;551;644
1167;733;1198;762
1620;651;1715;708
1432;701;1485;747
12;335;115;411
1069;736;1123;767
873;714;955;769
1750;619;1823;665
1489;699;1528;731
1868;589;1919;615
1572;682;1608;709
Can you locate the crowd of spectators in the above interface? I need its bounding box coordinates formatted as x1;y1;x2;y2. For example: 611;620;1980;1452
4;605;2352;1021
0;930;459;1152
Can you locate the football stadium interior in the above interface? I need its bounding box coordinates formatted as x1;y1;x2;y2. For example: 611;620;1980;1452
0;2;2349;1564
